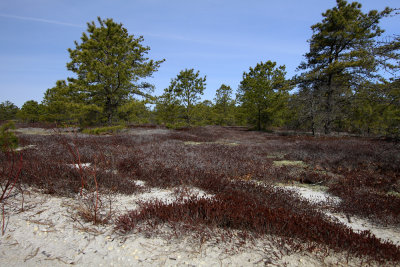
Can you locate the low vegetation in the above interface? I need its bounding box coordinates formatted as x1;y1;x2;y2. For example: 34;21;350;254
81;125;125;135
1;125;399;264
0;121;18;151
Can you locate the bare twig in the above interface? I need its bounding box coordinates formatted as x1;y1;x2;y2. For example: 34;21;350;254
24;247;39;262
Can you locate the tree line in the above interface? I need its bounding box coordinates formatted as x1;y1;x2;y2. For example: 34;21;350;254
1;0;399;136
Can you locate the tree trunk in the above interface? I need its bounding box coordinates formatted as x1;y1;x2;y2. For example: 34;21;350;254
106;97;113;125
324;75;334;135
186;105;191;126
310;94;316;136
324;90;333;134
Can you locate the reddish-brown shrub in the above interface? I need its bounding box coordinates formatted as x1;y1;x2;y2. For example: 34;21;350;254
7;126;400;263
117;181;400;262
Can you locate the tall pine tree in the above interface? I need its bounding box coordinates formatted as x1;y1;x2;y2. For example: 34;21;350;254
237;61;289;130
297;0;392;134
167;69;206;126
214;84;235;125
67;17;164;124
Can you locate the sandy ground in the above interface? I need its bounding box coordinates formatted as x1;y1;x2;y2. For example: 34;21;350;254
13;127;172;137
5;127;398;266
1;182;399;266
280;185;400;246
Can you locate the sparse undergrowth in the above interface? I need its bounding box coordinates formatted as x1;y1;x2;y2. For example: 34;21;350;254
1;125;399;264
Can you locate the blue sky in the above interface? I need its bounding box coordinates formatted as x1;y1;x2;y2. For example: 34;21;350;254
0;0;399;107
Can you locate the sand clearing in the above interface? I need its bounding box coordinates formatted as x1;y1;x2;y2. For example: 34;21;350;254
280;184;400;246
1;185;285;267
1;182;399;266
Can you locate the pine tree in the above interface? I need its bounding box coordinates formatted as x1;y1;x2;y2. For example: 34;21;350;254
155;88;184;126
0;101;19;121
237;61;289;130
117;98;152;124
42;80;74;123
214;84;235;125
297;0;392;134
17;100;42;123
66;17;164;124
167;69;206;126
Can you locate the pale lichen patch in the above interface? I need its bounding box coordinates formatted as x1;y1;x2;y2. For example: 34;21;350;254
273;160;307;168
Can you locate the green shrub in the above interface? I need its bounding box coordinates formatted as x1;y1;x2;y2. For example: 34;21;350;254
165;122;188;130
0;121;18;151
82;125;125;135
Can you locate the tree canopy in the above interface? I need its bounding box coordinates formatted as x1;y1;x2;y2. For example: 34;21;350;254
297;0;393;133
66;17;164;124
18;100;42;123
167;69;206;126
213;84;236;125
237;61;290;130
12;6;398;137
0;101;19;121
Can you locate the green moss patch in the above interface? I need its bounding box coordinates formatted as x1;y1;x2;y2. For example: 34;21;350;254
82;125;125;135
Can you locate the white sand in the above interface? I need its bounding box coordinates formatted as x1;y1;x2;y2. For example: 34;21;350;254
282;185;341;205
325;212;400;246
280;184;400;246
67;163;92;169
1;185;285;267
0;183;398;266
